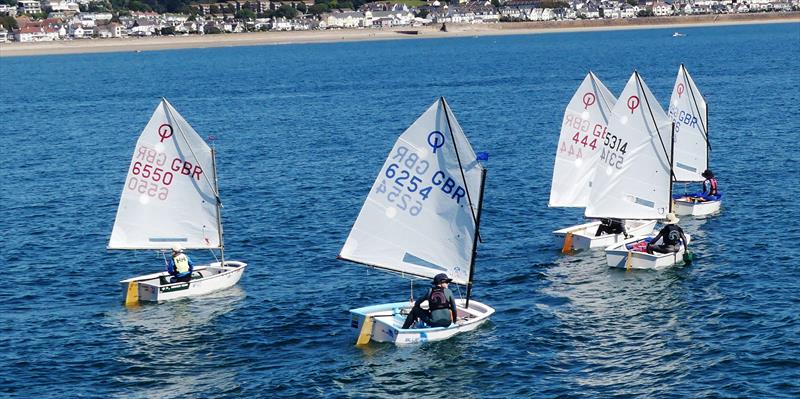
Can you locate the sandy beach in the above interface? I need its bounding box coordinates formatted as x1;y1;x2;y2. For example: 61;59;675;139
1;12;798;57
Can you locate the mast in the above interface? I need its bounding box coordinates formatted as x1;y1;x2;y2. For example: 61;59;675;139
441;97;480;228
636;71;675;182
211;147;225;266
440;96;484;306
705;102;710;171
669;122;675;214
465;168;487;309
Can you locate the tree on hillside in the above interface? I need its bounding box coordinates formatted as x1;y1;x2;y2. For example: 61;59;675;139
236;8;256;19
273;4;298;18
309;3;328;14
295;1;307;13
0;15;18;29
0;0;17;5
627;0;636;5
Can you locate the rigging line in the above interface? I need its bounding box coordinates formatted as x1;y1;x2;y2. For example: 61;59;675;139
682;66;711;149
441;97;481;231
162;99;221;204
589;71;614;122
634;72;676;181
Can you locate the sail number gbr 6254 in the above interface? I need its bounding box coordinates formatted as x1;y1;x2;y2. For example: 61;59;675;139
375;145;469;217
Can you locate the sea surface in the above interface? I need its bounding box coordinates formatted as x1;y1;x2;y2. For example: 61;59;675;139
1;22;799;398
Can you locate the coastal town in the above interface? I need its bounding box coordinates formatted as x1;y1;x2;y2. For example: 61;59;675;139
0;0;797;42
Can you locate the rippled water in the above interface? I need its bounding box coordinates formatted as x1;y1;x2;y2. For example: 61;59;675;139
2;22;799;398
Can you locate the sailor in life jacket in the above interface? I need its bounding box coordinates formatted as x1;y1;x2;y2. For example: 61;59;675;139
701;169;720;199
402;273;459;329
168;245;194;283
647;213;689;254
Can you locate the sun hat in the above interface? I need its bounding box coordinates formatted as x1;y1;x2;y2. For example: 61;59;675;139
664;213;680;225
701;169;714;179
172;245;184;253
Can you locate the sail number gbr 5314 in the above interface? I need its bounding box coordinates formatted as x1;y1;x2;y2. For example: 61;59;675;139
375;145;468;217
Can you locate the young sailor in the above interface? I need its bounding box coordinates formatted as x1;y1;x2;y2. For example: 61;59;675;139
595;218;630;238
647;213;689;254
402;273;459;329
700;169;720;198
167;245;194;283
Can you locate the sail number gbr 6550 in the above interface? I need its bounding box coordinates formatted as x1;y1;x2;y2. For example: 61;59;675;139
126;145;206;201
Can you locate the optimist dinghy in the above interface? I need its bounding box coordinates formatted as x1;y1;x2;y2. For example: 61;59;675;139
549;71;655;252
606;234;692;270
668;64;722;216
109;99;246;304
339;97;494;345
586;72;686;270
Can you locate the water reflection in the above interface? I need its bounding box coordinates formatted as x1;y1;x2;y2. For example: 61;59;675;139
541;249;696;391
107;287;246;398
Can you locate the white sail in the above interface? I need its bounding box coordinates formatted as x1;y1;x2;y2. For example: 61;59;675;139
339;98;484;286
549;71;617;207
109;99;221;250
585;72;674;220
669;64;708;182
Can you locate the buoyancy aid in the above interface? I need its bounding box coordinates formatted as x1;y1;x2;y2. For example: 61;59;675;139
662;225;684;246
428;287;451;311
173;253;190;274
705;178;718;196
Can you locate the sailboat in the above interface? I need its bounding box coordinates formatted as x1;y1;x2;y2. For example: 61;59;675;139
551;71;656;252
669;64;722;216
110;98;247;303
585;72;691;270
339;97;495;345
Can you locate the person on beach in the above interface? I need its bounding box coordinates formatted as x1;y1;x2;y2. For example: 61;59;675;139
402;273;458;329
167;245;194;283
647;213;688;254
595;218;630;238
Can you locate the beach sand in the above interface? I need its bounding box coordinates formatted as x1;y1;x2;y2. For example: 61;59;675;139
1;12;798;57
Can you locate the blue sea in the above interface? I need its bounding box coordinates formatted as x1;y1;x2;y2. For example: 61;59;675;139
2;22;799;398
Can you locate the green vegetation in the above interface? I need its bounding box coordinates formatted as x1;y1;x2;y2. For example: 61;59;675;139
0;0;17;6
0;15;18;29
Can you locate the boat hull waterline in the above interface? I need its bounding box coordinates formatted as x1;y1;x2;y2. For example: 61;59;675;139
350;299;495;345
553;220;657;251
672;198;722;217
605;235;692;270
120;261;246;302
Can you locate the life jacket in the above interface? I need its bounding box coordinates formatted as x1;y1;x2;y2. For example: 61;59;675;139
428;287;451;311
663;225;683;246
705;178;718;196
173;253;190;274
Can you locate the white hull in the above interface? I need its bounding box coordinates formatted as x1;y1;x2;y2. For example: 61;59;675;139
120;261;246;303
605;234;692;270
350;298;494;345
554;220;657;251
673;198;721;216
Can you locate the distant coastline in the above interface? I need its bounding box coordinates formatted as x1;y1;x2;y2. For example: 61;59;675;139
1;12;798;57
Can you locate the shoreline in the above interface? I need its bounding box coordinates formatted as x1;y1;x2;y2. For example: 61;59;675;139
1;12;798;57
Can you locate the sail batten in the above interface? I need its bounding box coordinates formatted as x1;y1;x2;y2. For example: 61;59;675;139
669;65;709;182
585;72;674;220
340;99;484;286
109;99;221;250
549;72;617;208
